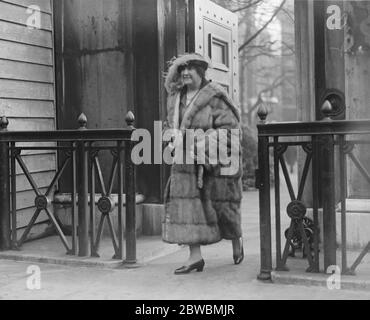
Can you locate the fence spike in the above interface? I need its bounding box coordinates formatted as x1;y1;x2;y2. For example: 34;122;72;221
321;100;333;121
125;111;135;129
0;116;9;131
78;113;88;130
257;105;268;124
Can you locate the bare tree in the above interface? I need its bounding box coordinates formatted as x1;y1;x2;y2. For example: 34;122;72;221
238;0;287;52
245;71;295;125
211;0;296;188
213;0;296;126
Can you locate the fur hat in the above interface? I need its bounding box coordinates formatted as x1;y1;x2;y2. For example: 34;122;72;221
164;53;212;94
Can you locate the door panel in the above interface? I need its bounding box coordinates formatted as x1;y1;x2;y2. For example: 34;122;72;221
191;0;239;104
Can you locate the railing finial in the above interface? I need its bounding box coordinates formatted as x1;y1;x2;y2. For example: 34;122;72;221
257;104;268;124
321;100;333;121
125;111;135;129
78;113;88;130
0;116;9;131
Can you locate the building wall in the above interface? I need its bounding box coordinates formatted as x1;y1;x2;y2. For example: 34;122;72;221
0;0;56;229
344;1;370;198
54;0;135;194
296;0;370;202
54;0;134;130
54;0;165;202
133;0;162;202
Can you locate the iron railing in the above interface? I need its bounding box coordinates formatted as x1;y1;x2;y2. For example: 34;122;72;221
256;102;370;280
0;112;138;265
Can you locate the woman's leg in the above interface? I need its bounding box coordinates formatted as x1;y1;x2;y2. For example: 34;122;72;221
232;237;244;264
188;244;203;263
232;238;241;255
174;244;205;274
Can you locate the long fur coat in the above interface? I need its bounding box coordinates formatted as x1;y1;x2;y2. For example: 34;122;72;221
162;80;243;245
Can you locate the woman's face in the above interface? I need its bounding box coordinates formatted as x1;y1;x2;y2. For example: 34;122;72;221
181;66;202;88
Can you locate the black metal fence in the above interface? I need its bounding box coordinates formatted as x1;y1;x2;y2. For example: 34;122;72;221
256;102;370;280
0;112;138;265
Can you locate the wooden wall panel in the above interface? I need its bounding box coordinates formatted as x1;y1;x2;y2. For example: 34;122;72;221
0;79;54;100
15;188;48;210
14;142;57;156
14;153;56;175
15;171;55;192
0;60;53;82
0;99;55;117
7;118;55;131
0;0;56;235
6;0;52;13
16;207;49;229
0;40;52;65
0;1;52;30
0;21;52;47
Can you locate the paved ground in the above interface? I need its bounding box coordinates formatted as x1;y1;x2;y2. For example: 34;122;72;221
0;243;369;300
1;183;370;300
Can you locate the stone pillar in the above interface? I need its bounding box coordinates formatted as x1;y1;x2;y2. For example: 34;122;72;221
344;2;370;198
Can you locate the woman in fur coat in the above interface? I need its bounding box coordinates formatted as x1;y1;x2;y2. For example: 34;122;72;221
162;53;244;274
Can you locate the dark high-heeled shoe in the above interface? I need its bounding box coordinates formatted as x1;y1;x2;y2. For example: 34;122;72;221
174;259;205;275
233;238;244;265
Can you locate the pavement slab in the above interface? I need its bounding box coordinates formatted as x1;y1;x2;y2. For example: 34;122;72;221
1;184;370;299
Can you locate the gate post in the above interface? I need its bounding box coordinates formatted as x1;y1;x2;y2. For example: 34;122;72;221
257;107;272;281
124;112;137;265
77;114;90;256
0;116;11;250
321;102;337;271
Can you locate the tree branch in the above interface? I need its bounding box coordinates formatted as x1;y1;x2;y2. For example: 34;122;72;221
246;73;290;116
231;0;263;12
238;0;287;52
